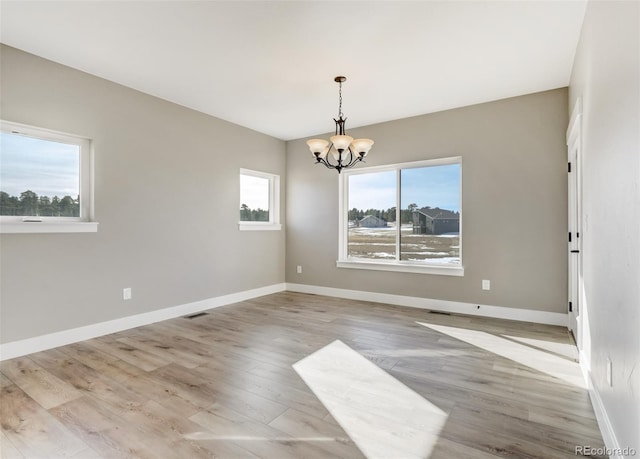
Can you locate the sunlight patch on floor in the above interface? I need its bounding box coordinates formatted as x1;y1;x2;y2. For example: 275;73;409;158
293;340;447;459
502;334;579;361
417;322;585;388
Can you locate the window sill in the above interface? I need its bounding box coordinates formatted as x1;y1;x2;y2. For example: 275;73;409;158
0;222;99;234
336;259;464;276
238;223;282;231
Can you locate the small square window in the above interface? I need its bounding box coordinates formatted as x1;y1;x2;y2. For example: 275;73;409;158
0;120;96;233
239;169;281;231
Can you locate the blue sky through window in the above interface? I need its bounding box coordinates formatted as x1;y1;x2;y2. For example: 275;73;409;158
349;164;460;212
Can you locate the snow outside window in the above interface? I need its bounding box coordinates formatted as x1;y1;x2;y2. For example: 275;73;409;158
338;157;463;276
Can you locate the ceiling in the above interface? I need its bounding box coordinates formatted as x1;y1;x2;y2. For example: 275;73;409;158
0;1;587;141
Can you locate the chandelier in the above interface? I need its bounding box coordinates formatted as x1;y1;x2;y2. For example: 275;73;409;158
306;76;374;173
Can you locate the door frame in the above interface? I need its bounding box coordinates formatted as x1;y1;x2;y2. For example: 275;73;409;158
567;98;583;349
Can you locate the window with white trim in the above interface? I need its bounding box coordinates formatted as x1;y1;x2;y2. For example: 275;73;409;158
239;168;281;231
338;157;462;276
0;120;96;233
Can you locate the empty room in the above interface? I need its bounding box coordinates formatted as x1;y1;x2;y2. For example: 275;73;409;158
0;1;638;458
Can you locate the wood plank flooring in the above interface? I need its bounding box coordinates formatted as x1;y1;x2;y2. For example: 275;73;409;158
0;292;606;458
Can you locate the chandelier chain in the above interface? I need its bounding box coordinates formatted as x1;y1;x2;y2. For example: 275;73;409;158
338;80;343;118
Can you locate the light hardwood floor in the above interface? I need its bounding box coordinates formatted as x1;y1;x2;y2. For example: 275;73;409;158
1;292;605;458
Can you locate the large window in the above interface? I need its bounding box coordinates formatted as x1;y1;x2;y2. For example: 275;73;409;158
0;120;96;233
339;157;462;276
239;168;281;231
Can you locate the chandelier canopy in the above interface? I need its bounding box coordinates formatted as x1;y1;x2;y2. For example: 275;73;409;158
306;76;374;173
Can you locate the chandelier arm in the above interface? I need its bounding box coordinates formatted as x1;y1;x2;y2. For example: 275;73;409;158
316;144;337;169
345;149;354;165
315;157;337;170
345;149;365;168
342;156;357;169
336;151;347;169
330;144;350;168
315;145;365;171
314;154;364;172
326;144;338;168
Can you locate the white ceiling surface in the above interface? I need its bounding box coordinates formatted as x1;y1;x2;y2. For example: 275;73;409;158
0;1;587;141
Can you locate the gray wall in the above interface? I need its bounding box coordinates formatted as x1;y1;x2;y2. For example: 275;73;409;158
569;1;639;452
286;88;569;313
0;45;286;344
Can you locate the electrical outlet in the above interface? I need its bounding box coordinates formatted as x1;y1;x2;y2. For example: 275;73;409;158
482;280;491;290
123;288;132;300
297;265;302;274
606;358;612;387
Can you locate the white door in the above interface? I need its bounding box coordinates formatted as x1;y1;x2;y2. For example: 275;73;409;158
567;100;582;348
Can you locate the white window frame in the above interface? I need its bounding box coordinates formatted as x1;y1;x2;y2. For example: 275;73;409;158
238;168;281;231
0;120;97;234
338;157;463;276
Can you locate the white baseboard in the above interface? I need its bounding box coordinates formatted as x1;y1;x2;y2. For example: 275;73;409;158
0;282;567;361
0;283;286;361
580;351;624;459
285;283;568;326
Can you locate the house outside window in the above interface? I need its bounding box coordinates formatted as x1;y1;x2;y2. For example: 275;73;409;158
338;157;462;276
